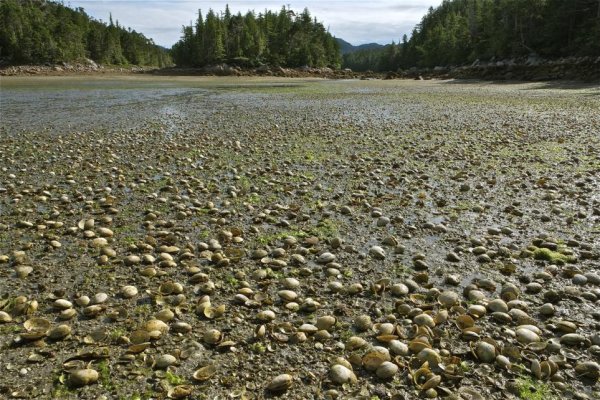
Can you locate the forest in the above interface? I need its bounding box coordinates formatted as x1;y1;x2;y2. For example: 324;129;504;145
344;0;600;71
0;0;171;67
1;0;598;71
170;6;341;68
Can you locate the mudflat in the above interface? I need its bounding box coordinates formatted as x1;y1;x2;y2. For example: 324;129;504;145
1;76;599;399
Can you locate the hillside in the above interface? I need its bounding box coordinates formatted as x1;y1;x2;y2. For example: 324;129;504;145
335;38;384;55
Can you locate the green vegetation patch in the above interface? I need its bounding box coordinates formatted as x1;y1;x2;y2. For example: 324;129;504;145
532;247;576;264
515;376;556;400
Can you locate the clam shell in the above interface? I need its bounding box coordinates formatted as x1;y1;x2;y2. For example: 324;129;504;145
24;318;50;332
203;304;226;319
192;364;217;382
0;311;12;323
456;314;475;329
203;329;222;345
362;351;390;371
474;341;496;363
267;374;293;392
516;328;540;344
167;385;193;399
47;324;72;340
422;375;441;391
329;364;357;385
438;291;459;308
346;336;367;351
376;361;398;379
144;319;169;334
409;338;432;353
316;315;337;331
68;369;99;387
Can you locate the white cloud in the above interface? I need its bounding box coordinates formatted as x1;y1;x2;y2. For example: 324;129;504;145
67;0;443;47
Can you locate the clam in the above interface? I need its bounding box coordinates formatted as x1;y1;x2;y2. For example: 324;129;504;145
256;310;276;322
204;329;222;345
53;299;73;310
267;374;293;392
154;354;177;369
438;290;459;308
409;338;432;353
172;322;192;334
417;348;441;366
317;252;336;264
486;299;508;313
155;308;175;322
58;308;76;321
144;319;169;334
68;369;99;387
560;333;586;346
413;313;435;328
47;324;72;340
299;324;318;334
456;314;475;329
167;386;193;399
121;285;138;298
422;375;441;391
500;283;519;301
362;349;391;371
24;317;50;332
192;364;217;382
376;361;398;379
354;314;372;331
496;355;511;369
15;265;33;278
556;320;577;334
391;283;409;297
130;330;151;344
278;290;297;302
574;361;599;380
369;246;386;259
516;328;540;344
203;304;226;319
329;364;357;385
0;311;11;323
346;336;367;351
91;292;108;304
316;315;337;331
389;340;409;356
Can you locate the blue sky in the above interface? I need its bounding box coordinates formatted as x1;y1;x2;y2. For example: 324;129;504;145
66;1;443;47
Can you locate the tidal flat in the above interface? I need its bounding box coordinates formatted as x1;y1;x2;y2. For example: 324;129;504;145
0;76;599;399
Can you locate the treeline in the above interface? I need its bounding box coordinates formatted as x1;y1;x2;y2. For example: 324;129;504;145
344;0;600;71
171;6;341;68
0;0;171;66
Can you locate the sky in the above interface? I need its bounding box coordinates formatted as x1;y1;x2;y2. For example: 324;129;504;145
66;1;444;47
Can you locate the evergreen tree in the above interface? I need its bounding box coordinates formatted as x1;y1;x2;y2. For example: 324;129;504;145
0;0;171;66
171;4;340;68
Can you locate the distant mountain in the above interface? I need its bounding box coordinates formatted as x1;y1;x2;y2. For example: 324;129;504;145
336;38;384;55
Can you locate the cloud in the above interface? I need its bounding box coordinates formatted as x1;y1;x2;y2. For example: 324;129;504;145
68;0;442;47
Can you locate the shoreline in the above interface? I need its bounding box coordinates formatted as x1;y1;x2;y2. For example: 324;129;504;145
2;56;599;82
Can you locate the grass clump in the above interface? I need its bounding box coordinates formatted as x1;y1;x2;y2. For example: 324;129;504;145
515;376;555;400
98;360;112;389
532;247;575;264
165;371;186;385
